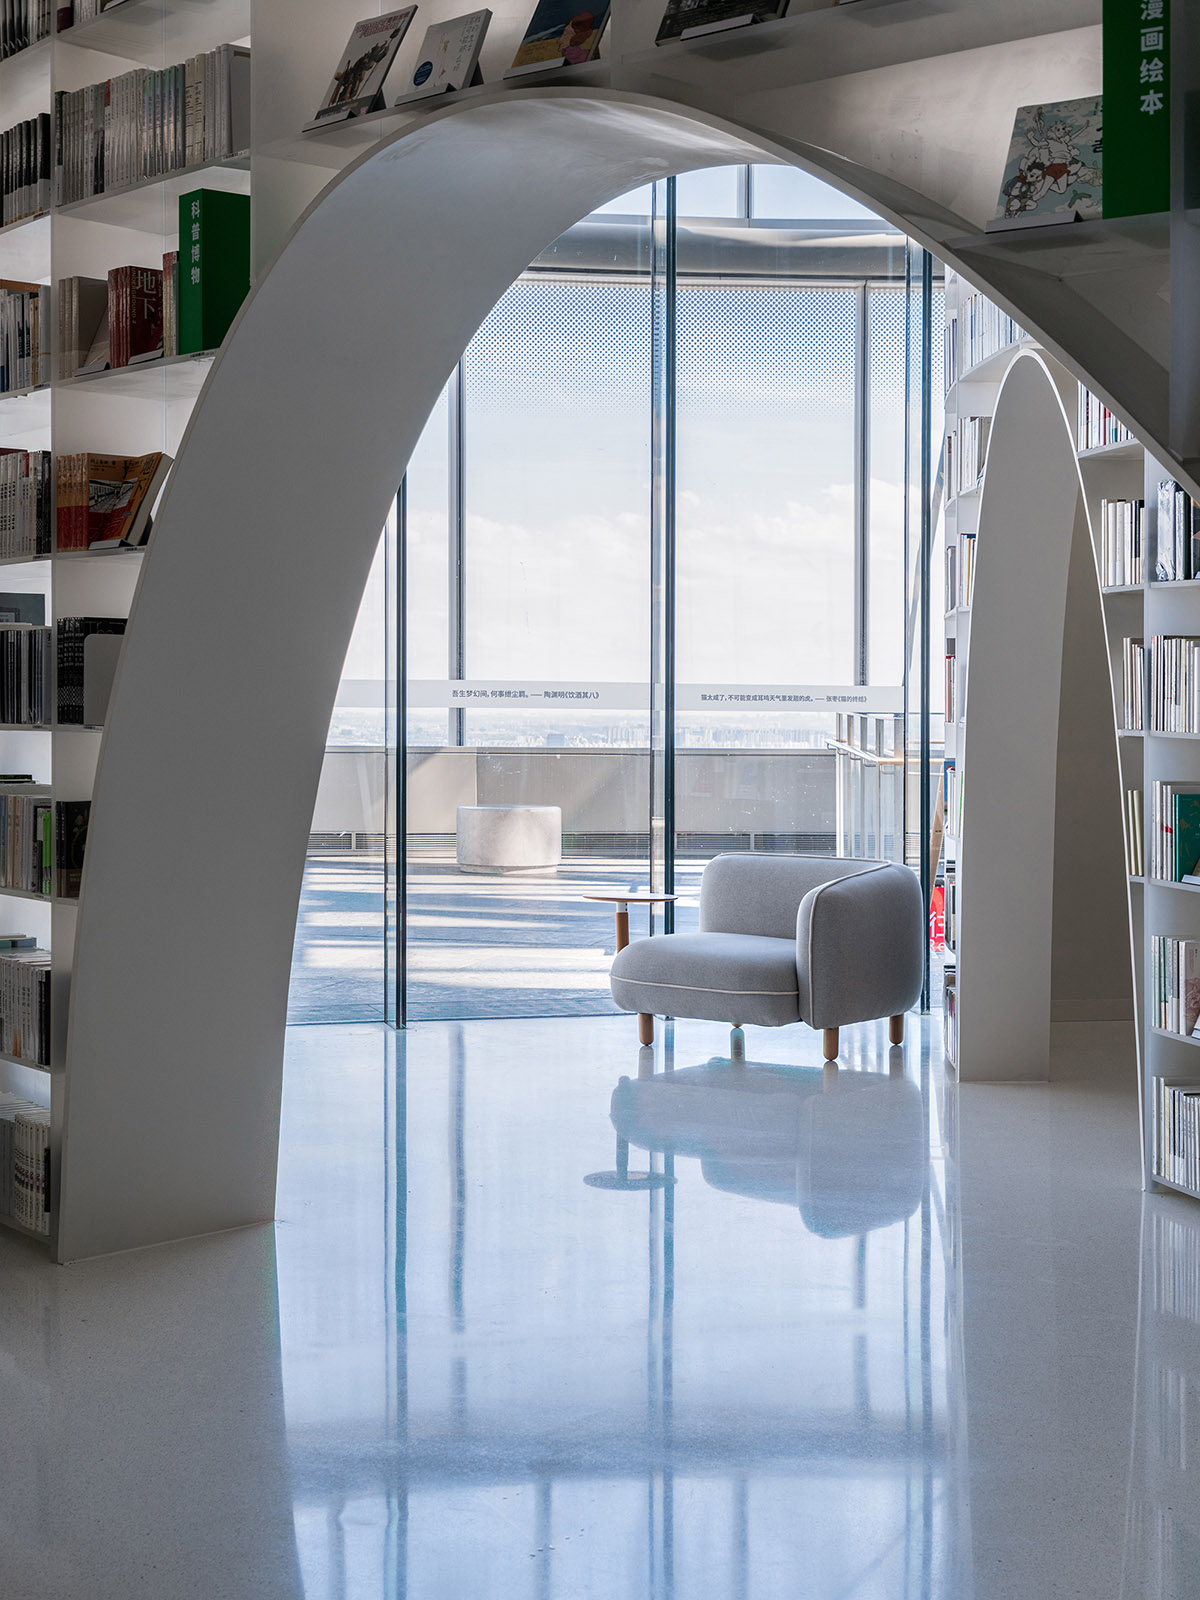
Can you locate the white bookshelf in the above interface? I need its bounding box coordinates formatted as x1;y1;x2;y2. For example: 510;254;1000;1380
0;0;254;1251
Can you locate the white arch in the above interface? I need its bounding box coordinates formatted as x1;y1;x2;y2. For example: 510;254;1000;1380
53;88;1127;1259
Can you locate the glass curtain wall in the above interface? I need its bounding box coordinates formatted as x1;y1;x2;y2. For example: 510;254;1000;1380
289;166;941;1025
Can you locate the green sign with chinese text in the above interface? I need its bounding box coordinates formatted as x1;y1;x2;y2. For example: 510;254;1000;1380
1103;0;1170;217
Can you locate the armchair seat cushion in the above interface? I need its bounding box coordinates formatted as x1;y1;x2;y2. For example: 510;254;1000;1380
610;931;800;1028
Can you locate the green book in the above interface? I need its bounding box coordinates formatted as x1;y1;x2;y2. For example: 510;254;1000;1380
1103;0;1170;218
1175;792;1200;881
177;189;251;355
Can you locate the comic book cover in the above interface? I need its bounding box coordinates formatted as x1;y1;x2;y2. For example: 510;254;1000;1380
992;97;1103;226
508;0;610;70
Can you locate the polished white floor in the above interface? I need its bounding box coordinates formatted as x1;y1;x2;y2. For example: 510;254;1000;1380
0;1014;1192;1599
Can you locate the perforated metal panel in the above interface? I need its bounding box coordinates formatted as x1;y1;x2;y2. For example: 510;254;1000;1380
676;284;859;412
465;280;652;407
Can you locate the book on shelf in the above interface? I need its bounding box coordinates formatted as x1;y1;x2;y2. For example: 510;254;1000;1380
0;948;50;1067
0;450;51;558
1099;496;1144;587
943;976;957;1067
507;0;610;71
0;625;49;725
0;280;50;393
394;10;491;102
162;249;178;356
178;189;249;355
989;97;1103;229
0;594;42;625
12;1105;49;1233
1146;635;1200;733
654;0;786;44
1149;780;1200;881
57;275;107;379
0;787;51;896
55;451;170;552
310;11;417;123
1151;937;1200;1036
1122;635;1146;730
1125;787;1143;877
1078;387;1133;452
1102;0;1168;220
1156;1081;1200;1195
1;1;54;57
947;416;990;497
945;542;957;614
107;265;162;369
952;292;1022;377
57;1;133;25
53;44;250;207
0;114;52;226
56;618;123;725
1153;480;1200;584
54;797;88;897
944;644;956;723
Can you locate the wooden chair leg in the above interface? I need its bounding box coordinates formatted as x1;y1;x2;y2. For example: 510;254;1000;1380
889;1014;905;1045
730;1026;745;1063
638;1012;654;1046
823;1027;839;1061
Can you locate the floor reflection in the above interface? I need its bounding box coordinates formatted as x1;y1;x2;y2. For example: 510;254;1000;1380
278;1017;961;1600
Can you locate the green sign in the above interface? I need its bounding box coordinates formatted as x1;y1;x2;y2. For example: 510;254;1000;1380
1103;0;1170;217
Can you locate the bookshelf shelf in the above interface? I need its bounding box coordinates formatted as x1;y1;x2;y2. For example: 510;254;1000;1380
0;1213;49;1242
57;350;217;400
1154;1174;1200;1201
1151;1027;1200;1049
58;0;251;61
1147;879;1200;893
957;337;1034;384
53;548;144;561
0;1050;48;1076
1102;585;1144;595
947;212;1169;283
1080;441;1143;462
0;554;49;568
55;157;251;234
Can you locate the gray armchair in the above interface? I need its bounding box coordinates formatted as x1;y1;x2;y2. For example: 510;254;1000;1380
609;853;924;1059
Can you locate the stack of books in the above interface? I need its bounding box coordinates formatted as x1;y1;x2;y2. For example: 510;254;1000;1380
0;788;52;895
947;416;990;497
1125;788;1144;876
56;619;124;724
0;947;50;1066
1156;1080;1200;1193
0;449;51;557
1;1;53;57
1149;779;1200;881
1154;480;1200;583
0;113;52;224
1148;635;1200;733
0;1094;49;1233
0;282;50;393
1099;497;1144;588
1078;388;1133;452
0;626;49;724
53;44;250;206
1122;636;1146;730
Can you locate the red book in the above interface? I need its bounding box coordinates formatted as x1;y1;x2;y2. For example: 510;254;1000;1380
106;266;163;369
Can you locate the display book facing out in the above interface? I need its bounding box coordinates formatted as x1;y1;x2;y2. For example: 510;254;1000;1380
0;2;231;1250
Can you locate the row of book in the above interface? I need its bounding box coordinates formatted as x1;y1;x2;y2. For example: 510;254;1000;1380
1149;780;1200;883
943;758;962;838
1122;636;1147;730
1;0;53;59
0;112;51;226
946;294;1021;381
943;976;957;1067
1099;497;1144;589
0;619;123;725
0;946;49;1067
1156;1079;1200;1196
944;535;976;612
1151;937;1200;1039
54;44;249;207
0;448;50;557
0;1094;49;1235
1147;636;1200;735
56;450;168;551
1154;480;1200;584
58;617;123;725
0;280;49;393
0;789;51;896
1125;788;1144;877
1078;388;1133;454
946;416;990;498
943;865;957;953
58;191;248;374
943;645;956;724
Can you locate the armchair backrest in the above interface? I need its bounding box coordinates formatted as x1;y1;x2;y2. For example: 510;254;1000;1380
699;853;884;940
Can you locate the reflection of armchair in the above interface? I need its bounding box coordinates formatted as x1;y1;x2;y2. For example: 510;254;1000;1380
610;1058;926;1237
609;853;924;1059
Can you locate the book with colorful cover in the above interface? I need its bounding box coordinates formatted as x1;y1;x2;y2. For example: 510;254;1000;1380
991;97;1103;227
310;10;417;123
508;0;609;70
1175;793;1200;883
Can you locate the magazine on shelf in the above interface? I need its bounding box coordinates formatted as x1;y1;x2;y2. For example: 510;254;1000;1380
309;10;417;124
655;0;786;45
506;0;609;74
988;97;1103;231
394;10;491;102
